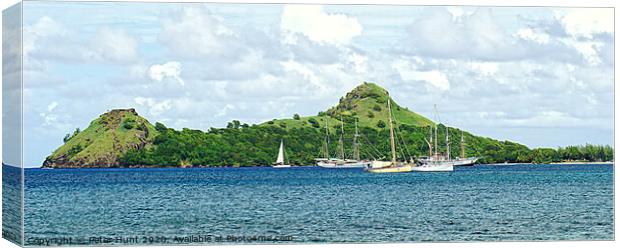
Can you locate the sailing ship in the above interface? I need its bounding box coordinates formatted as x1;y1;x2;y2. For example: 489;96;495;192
453;130;479;166
272;140;291;168
315;118;371;168
365;93;415;173
414;106;478;171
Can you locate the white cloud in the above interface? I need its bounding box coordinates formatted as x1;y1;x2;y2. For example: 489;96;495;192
346;52;368;74
554;8;613;39
134;97;172;116
24;16;67;58
516;28;550;44
281;5;362;45
87;27;138;63
393;60;450;91
159;7;237;58
561;39;605;66
24;16;138;64
446;7;466;21
40;101;60;127
148;61;185;86
468;62;499;77
215;104;236;117
280;59;327;91
47;101;59;112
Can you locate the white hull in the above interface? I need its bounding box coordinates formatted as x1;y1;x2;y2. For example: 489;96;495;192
417;157;478;167
411;164;453;172
317;160;370;168
272;164;291;168
368;160;393;169
452;157;478;166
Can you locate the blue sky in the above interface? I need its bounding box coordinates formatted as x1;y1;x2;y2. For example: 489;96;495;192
17;2;613;167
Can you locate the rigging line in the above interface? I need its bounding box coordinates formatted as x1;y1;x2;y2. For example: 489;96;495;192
361;133;383;159
389;99;413;160
395;126;412;159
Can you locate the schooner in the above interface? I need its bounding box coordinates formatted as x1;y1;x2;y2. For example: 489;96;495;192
365;93;416;173
414;105;478;171
315;117;371;168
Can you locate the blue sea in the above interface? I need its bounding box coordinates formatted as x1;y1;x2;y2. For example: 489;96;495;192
10;164;616;245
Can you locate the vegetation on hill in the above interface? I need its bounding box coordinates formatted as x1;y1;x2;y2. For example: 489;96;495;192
262;82;434;132
42;83;613;168
42;109;159;168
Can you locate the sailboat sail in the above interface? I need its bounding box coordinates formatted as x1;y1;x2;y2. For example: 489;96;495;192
276;140;285;164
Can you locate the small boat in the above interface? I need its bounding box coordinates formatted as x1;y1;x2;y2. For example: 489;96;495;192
272;140;291;168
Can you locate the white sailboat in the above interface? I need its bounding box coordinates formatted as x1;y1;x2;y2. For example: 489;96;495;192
272;140;291;168
316;118;370;168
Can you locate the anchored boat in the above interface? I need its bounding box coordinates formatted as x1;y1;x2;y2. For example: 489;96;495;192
365;93;415;173
272;140;291;168
315;118;371;168
414;106;478;172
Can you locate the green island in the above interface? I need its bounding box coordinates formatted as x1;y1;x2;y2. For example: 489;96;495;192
42;83;613;168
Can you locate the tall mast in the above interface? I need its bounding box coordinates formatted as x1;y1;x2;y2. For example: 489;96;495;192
460;130;465;158
446;126;450;159
339;116;345;160
434;125;438;159
433;104;439;159
387;94;396;165
353;119;360;161
324;118;330;158
425;126;433;157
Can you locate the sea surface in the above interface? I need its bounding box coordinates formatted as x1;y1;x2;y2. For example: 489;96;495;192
15;164;615;245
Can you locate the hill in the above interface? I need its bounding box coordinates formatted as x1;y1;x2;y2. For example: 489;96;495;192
42;109;159;168
261;82;434;131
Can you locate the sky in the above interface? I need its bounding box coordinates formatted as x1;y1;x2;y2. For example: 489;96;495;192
14;1;614;167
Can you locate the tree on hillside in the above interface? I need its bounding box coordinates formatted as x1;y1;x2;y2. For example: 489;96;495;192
377;120;386;128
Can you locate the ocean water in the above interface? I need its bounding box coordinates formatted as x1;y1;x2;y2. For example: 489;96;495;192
2;164;23;245
20;164;613;245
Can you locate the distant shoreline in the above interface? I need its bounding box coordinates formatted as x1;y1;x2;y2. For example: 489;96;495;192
32;162;615;169
550;161;613;165
486;161;613;166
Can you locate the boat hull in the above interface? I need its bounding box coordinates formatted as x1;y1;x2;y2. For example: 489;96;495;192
272;164;291;168
411;164;453;172
368;160;392;169
366;164;414;173
317;161;370;168
452;158;478;166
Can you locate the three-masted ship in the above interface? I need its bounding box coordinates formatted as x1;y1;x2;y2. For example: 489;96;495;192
315;118;371;168
414;106;478;171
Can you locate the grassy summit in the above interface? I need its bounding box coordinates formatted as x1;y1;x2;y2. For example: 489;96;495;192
42;109;159;168
263;82;434;131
